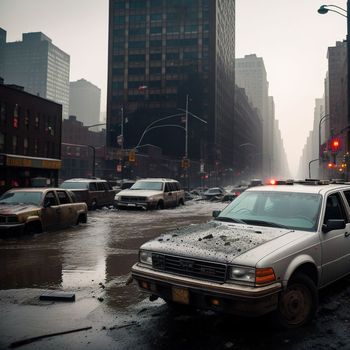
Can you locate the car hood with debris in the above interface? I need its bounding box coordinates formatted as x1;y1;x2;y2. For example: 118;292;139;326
117;189;162;197
0;204;40;216
140;221;310;266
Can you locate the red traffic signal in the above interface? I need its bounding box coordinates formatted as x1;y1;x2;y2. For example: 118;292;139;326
330;138;341;153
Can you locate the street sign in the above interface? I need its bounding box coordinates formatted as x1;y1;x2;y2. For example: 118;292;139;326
128;149;136;162
181;158;190;168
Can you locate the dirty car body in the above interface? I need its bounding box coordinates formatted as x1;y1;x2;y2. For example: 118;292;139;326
132;182;350;328
0;188;88;235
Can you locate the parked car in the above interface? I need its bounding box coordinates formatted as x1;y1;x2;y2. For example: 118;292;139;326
223;185;248;201
0;188;87;235
203;187;226;200
131;180;350;328
60;178;115;210
115;178;185;210
114;180;136;194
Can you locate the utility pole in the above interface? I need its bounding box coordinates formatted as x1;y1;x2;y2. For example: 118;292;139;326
185;94;189;159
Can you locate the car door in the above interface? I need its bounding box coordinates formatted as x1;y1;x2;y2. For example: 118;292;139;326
320;191;350;285
41;191;60;231
57;190;76;227
164;182;175;208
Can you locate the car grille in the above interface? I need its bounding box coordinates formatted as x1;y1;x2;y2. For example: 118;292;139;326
121;196;147;202
0;215;18;224
152;253;227;283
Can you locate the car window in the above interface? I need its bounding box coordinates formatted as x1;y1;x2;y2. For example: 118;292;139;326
97;182;105;191
0;191;42;205
343;190;350;208
89;182;97;191
60;182;88;190
323;193;348;224
57;191;71;204
44;191;58;206
131;181;163;191
165;183;171;192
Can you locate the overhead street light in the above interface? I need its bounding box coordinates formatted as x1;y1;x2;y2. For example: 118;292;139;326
318;2;350;180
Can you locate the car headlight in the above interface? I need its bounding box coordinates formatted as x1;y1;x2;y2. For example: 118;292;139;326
229;266;255;285
115;195;120;201
139;250;153;265
229;266;276;286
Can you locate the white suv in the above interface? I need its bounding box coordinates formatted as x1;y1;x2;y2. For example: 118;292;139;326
114;178;185;210
131;180;350;328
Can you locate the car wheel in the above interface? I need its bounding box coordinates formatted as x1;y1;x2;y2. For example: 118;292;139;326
77;214;87;225
24;222;42;235
178;198;184;206
156;201;164;210
91;199;98;210
274;273;318;329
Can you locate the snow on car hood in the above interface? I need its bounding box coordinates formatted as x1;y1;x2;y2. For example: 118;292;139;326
117;189;162;197
141;221;294;264
0;204;39;215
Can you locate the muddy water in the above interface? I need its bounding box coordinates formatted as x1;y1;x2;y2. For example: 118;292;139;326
0;201;222;308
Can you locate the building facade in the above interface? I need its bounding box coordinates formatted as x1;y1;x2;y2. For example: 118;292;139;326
235;54;273;178
107;0;235;183
0;83;62;194
69;79;101;129
61;116;106;180
0;29;70;118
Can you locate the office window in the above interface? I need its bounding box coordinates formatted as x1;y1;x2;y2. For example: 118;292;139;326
12;136;17;153
128;67;145;75
115;16;125;24
23;138;28;155
129;54;145;62
166;52;179;60
150;53;162;60
0;132;4;151
128;41;146;49
129;27;146;36
150;13;162;21
150;40;162;47
13;104;19;128
150;67;161;74
25;110;29;128
150;27;162;34
0;102;6;123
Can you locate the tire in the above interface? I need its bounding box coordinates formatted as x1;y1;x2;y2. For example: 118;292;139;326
90;199;98;210
156;201;164;210
178;198;184;206
273;273;318;329
77;214;87;225
24;222;42;235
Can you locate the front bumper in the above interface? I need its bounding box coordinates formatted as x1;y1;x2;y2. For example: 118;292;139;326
115;201;154;209
131;263;282;317
0;223;25;235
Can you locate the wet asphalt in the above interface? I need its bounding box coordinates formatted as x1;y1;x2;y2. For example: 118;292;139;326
1;201;350;349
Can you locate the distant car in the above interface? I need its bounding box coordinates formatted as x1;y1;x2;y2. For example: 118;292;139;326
115;178;185;210
0;188;87;235
60;178;115;210
114;180;136;194
203;187;226;200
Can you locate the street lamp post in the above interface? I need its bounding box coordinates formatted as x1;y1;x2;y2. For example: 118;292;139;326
318;2;350;179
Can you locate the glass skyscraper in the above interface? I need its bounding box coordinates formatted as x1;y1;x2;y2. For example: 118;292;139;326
107;0;235;173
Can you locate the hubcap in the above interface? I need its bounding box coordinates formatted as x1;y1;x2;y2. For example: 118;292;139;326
280;283;311;325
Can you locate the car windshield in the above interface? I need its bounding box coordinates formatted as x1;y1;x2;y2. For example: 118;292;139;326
0;191;42;206
130;181;163;191
217;191;322;232
60;182;88;189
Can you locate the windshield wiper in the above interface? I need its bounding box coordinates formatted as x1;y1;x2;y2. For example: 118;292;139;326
243;219;289;229
215;216;246;224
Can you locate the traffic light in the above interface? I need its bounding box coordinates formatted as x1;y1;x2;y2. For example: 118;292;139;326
330;138;341;153
181;158;190;168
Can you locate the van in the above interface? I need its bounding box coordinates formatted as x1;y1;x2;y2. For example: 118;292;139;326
60;178;115;210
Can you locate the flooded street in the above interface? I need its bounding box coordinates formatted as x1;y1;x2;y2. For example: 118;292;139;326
1;200;350;350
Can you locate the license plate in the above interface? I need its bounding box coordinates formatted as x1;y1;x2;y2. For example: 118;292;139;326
127;203;136;207
172;286;189;304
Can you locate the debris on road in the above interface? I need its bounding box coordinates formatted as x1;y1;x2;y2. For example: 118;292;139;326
39;291;76;302
9;326;92;348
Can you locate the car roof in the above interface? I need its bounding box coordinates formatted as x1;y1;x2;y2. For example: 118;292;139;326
5;187;65;193
136;178;178;182
63;178;106;183
247;183;350;195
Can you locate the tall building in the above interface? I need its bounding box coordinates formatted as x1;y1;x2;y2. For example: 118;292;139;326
0;29;70;118
235;54;272;178
107;0;235;181
69;79;101;129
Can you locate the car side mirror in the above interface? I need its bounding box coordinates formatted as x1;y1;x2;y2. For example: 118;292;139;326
212;210;221;218
322;219;346;233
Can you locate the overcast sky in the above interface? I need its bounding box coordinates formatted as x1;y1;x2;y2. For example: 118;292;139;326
0;0;347;175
